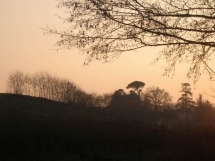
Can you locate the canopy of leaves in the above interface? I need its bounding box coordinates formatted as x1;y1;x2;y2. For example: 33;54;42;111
126;81;145;93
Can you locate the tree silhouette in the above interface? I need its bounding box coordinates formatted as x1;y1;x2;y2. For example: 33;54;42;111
142;86;172;111
126;81;145;97
109;89;141;109
109;89;126;108
194;94;214;125
44;0;215;82
6;71;25;95
176;83;195;119
6;71;110;108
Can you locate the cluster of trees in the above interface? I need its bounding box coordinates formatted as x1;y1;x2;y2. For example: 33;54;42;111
6;71;111;108
109;89;142;109
6;71;215;124
40;0;215;121
40;0;215;114
195;94;214;125
109;81;173;110
109;81;214;124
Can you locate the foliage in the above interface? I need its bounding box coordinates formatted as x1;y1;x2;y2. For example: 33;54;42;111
126;81;145;96
43;0;215;82
141;86;172;111
109;89;142;108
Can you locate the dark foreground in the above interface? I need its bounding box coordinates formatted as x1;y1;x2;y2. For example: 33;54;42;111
1;94;215;161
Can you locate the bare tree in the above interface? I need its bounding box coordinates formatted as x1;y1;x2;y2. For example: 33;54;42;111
7;71;25;95
141;86;172;111
43;0;215;82
101;93;112;107
6;71;114;108
23;73;32;96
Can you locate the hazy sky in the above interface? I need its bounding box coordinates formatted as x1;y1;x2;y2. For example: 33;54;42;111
0;0;215;103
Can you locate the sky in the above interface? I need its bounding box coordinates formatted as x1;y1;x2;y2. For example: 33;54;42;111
0;0;215;103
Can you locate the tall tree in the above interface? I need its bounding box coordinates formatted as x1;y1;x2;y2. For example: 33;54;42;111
176;83;195;119
44;0;215;82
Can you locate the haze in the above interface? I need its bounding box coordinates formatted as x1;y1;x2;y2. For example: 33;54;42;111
0;0;214;103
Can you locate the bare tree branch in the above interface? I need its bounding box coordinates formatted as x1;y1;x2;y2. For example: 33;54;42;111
43;0;215;82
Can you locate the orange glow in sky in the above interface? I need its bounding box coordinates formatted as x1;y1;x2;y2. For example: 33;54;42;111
0;0;214;103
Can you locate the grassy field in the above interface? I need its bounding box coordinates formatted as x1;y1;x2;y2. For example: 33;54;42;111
1;94;215;160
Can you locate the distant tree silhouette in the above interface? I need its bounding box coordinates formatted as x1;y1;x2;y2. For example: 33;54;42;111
6;71;110;108
127;90;142;108
142;86;172;111
126;81;145;97
93;93;112;108
7;71;25;95
109;89;126;108
109;89;141;109
101;93;112;107
194;94;214;125
176;83;195;119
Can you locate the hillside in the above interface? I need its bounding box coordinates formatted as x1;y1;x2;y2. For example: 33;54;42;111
0;93;113;121
0;94;148;160
1;94;215;161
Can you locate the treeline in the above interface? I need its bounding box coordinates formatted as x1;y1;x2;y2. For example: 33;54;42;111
6;71;111;108
107;82;215;126
6;71;215;126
